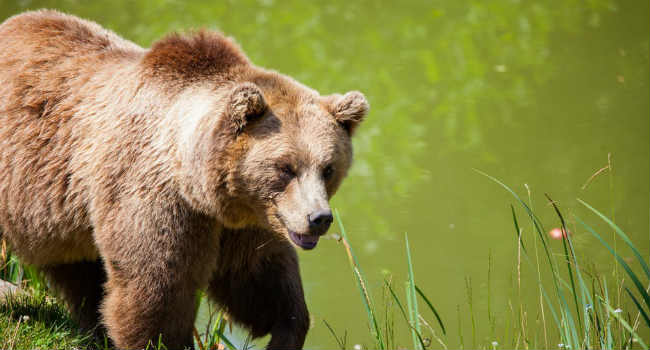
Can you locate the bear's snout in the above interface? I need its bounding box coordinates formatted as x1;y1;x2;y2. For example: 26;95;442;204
308;209;333;236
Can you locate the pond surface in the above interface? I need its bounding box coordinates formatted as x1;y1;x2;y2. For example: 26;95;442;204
1;0;648;348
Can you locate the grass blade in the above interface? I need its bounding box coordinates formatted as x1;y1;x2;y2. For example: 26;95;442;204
624;287;650;330
216;333;237;350
384;280;427;350
385;280;410;327
546;194;595;339
404;233;422;350
602;276;614;350
578;199;650;279
576;216;650;314
474;169;547;237
335;209;385;350
510;204;527;254
323;319;346;350
209;314;237;350
414;284;446;335
510;206;563;335
600;298;649;350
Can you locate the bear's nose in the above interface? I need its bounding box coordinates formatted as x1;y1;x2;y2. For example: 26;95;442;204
308;209;333;236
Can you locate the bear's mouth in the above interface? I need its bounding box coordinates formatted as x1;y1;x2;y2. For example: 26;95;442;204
288;231;319;250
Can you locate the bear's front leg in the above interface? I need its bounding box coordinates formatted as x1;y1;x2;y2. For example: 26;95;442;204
94;198;218;350
265;258;310;350
208;229;309;349
102;267;198;349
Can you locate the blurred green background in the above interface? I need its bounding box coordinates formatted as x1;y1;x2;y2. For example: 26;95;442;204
1;0;648;348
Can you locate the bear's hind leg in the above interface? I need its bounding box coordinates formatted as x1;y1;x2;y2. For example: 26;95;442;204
42;260;107;336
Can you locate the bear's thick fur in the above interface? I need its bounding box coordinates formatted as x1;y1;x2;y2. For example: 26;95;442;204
0;10;368;349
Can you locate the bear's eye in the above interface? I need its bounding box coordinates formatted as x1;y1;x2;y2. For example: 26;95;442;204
323;164;334;180
278;164;296;178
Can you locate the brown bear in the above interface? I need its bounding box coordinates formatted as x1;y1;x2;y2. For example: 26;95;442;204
0;10;368;349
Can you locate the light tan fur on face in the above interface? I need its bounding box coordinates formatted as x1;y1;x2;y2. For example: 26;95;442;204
0;9;368;349
233;98;351;236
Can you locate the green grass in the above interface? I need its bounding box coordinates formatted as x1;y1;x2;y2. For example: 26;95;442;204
0;248;237;350
478;170;649;349
0;244;96;349
334;212;447;350
0;289;94;349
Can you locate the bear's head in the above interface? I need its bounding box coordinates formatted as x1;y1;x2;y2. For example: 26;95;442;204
154;31;368;249
228;77;368;250
174;74;368;250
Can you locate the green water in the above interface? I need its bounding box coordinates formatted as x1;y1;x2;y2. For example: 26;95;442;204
1;1;648;348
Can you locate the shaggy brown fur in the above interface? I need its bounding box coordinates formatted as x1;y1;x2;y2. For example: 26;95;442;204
0;9;368;350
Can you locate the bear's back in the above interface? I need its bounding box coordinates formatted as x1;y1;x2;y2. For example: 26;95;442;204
0;10;142;58
0;10;145;120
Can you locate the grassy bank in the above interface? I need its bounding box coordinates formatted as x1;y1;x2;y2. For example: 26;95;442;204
0;248;232;350
0;292;94;349
0;247;94;349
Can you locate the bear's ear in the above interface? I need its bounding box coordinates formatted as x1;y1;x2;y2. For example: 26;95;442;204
326;91;370;135
225;82;267;135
